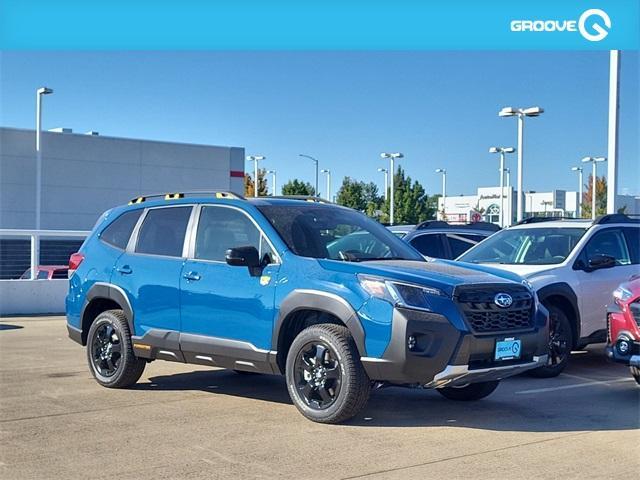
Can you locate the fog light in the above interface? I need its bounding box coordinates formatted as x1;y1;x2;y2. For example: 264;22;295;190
408;335;417;351
616;338;631;356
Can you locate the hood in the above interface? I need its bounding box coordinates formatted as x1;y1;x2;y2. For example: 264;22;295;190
317;258;524;297
461;262;559;279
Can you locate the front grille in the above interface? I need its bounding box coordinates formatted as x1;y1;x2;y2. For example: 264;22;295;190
631;300;640;328
454;284;534;333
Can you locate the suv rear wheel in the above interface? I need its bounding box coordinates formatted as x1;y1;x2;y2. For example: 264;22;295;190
528;304;573;378
437;380;500;401
87;310;146;388
285;324;370;424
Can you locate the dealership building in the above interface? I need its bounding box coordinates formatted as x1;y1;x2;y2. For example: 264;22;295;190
0;127;245;280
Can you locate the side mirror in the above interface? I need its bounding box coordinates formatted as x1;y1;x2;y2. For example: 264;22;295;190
225;246;262;276
587;254;616;271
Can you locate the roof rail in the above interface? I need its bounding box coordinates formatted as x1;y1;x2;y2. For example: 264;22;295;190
515;216;579;225
266;195;334;204
593;213;640;225
128;190;244;205
416;220;501;232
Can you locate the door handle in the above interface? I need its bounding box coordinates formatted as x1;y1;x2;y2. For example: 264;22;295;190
183;271;201;281
116;265;133;275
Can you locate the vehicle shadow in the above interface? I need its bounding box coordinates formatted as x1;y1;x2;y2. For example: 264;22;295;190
142;349;639;433
0;324;24;331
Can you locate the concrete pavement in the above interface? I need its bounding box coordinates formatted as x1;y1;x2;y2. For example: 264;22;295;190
1;316;638;479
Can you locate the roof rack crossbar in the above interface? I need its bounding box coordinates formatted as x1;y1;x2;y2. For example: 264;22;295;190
416;220;501;232
128;190;244;204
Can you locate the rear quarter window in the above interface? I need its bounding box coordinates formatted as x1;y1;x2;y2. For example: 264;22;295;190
100;209;143;250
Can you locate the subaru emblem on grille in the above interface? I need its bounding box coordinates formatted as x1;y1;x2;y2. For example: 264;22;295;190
494;293;513;308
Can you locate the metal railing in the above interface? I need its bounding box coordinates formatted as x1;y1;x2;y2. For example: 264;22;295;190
0;229;90;280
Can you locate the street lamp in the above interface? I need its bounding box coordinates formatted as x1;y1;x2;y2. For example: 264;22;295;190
499;106;544;223
581;156;607;220
320;169;331;201
435;168;447;220
299;154;319;197
377;167;389;201
489;146;515;227
35;86;54;232
266;169;277;196
571;166;584;218
380;152;403;225
246;155;265;197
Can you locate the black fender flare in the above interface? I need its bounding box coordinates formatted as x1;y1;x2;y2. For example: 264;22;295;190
273;289;367;357
81;282;135;338
537;282;581;341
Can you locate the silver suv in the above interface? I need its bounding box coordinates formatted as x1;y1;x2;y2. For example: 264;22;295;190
458;214;640;377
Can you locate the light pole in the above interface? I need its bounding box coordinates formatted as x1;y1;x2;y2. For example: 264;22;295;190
246;155;265;197
581;156;607;220
499;106;544;223
489;146;515;227
571;166;584;218
380;152;403;225
541;200;553;216
320;169;331;201
435;168;447;220
266;169;277;196
299;154;319;197
377;167;388;200
35;86;53;231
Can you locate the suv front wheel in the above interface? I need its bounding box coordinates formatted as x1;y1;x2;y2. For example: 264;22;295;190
528;304;573;378
285;324;370;424
87;309;146;388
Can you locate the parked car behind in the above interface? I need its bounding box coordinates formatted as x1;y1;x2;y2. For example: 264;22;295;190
458;214;640;378
401;221;499;259
606;276;640;384
20;265;69;280
66;192;549;424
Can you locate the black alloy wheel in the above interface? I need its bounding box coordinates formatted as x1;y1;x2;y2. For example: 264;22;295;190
294;341;342;410
91;323;122;377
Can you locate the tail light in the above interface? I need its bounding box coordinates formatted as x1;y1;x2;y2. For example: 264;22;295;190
69;252;85;278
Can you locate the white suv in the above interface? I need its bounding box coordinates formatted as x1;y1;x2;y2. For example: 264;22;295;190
458;214;640;377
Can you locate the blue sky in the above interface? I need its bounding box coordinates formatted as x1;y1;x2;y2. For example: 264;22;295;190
1;51;638;197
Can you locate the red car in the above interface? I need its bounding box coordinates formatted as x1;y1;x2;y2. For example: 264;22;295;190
20;265;69;280
606;276;640;384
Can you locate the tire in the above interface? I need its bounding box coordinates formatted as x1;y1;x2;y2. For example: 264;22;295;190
285;324;370;424
631;366;640;385
437;380;500;401
527;304;573;378
86;309;146;388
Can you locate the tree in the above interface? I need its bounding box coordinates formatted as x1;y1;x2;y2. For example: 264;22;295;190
281;179;315;196
381;166;433;224
244;168;268;197
581;175;607;218
335;178;384;219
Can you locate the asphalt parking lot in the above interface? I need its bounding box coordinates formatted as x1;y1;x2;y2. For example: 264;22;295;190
1;316;638;479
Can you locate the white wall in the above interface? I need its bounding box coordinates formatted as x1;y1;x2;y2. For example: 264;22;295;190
0;280;68;315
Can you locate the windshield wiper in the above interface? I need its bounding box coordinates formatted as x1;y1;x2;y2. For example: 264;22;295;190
358;257;407;262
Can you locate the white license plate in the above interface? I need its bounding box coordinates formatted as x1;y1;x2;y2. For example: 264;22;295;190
495;338;521;361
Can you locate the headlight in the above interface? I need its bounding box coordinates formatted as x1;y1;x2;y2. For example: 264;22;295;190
358;275;443;311
613;286;633;304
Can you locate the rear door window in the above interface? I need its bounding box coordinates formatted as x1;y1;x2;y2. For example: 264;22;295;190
135;207;192;257
100;209;143;250
409;233;447;258
623;227;639;265
446;233;486;258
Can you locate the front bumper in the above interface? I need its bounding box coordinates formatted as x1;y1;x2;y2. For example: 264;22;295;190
361;306;549;386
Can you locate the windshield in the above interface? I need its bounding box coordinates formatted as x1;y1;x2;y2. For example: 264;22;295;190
458;227;587;265
256;204;424;262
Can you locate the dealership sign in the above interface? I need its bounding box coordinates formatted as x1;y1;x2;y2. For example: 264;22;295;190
511;9;612;42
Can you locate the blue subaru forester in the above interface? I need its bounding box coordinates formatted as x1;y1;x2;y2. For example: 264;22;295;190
67;192;549;423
